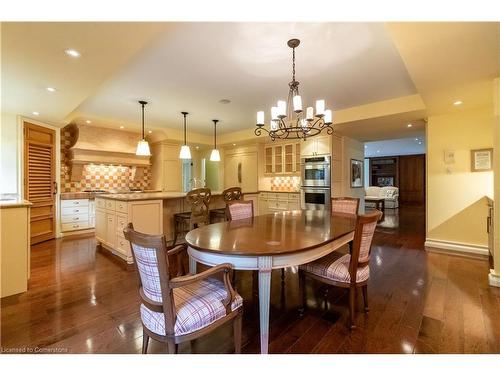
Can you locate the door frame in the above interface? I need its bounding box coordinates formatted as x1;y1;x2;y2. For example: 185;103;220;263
20;116;61;239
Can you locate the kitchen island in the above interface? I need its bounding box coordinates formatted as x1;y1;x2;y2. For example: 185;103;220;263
95;191;259;264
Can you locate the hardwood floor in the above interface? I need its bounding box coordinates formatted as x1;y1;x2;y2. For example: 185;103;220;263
1;206;499;354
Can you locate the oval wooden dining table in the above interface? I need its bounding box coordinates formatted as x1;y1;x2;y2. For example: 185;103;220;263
185;210;356;354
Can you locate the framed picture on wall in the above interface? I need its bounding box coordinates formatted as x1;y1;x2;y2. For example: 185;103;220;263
471;148;493;172
350;159;363;188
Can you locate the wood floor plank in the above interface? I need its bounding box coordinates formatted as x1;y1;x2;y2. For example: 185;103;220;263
2;206;498;354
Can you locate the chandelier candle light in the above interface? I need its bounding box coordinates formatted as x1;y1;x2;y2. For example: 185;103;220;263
255;39;334;141
210;119;221;161
135;100;151;156
179;111;192;159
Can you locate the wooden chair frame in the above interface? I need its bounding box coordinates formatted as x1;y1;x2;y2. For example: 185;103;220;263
210;187;243;223
226;200;254;221
173;188;212;245
124;223;243;354
331;197;360;215
299;210;382;329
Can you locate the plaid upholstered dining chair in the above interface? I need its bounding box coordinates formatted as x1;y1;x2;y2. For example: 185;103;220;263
331;197;360;215
123;223;243;354
298;210;382;329
226;200;254;221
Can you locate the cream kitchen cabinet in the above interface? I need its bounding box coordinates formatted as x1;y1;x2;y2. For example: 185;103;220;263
151;141;183;192
61;198;91;232
300;135;331;156
264;142;301;175
224;150;258;193
258;192;301;213
95;197;163;263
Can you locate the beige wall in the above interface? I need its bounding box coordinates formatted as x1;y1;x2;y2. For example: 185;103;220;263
0;113;21;194
493;77;500;278
427;106;494;248
342;136;366;212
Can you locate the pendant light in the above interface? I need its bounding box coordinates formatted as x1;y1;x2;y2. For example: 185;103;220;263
179;111;192;159
210;119;221;162
135;100;151;156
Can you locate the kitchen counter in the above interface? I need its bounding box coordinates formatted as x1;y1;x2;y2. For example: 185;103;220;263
0;194;32;208
259;190;300;193
60;190;162;200
99;191;260;201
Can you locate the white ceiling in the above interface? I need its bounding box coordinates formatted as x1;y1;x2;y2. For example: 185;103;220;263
72;22;417;134
334;110;426;142
364;136;425;158
1;22;169;124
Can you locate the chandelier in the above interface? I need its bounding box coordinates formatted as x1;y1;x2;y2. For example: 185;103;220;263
255;39;333;141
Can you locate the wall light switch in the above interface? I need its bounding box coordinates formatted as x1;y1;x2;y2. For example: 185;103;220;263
444;150;455;164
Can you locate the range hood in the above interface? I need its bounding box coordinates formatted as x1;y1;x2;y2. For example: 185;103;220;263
65;123;151;181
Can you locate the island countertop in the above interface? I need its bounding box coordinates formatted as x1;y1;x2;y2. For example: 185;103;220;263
97;191;260;201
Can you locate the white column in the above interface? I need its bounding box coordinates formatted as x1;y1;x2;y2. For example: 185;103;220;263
491;76;500;287
257;256;273;354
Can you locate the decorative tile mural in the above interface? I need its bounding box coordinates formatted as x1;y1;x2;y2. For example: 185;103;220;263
270;176;301;191
60;126;151;193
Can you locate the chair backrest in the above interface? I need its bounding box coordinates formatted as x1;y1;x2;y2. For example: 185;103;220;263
123;223;177;335
186;188;211;226
222;187;242;203
226;200;254;221
349;210;382;282
331;197;360;215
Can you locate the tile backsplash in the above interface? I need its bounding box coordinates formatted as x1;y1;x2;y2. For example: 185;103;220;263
270;176;301;191
60;126;151;193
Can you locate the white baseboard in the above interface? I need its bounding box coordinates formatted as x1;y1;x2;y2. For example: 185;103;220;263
60;228;95;238
489;271;500;288
425;238;489;259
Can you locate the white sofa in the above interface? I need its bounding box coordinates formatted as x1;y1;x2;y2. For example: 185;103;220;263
365;186;399;209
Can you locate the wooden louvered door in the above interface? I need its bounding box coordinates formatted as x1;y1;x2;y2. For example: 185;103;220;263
24;122;56;244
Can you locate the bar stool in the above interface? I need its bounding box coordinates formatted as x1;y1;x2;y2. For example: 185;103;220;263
173;188;211;245
210;187;242;223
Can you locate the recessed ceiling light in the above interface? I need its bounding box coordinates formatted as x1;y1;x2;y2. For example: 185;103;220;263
64;49;81;58
415;138;419;141
119;126;124;129
376;150;380;153
407;123;412;128
32;111;39;116
219;99;231;104
232;143;236;146
86;120;91;124
453;100;463;106
195;146;200;150
46;87;56;92
364;145;368;149
418;142;422;145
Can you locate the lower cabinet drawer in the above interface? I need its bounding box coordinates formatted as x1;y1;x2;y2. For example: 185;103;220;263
116;201;128;214
288;193;300;202
62;221;90;232
62;206;89;215
61;199;89;208
268;200;289;210
61;214;89;224
115;213;129;235
115;235;130;256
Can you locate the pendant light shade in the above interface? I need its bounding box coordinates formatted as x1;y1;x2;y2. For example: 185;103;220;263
210;149;221;162
136;100;151;156
179;112;192;159
210;119;220;162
